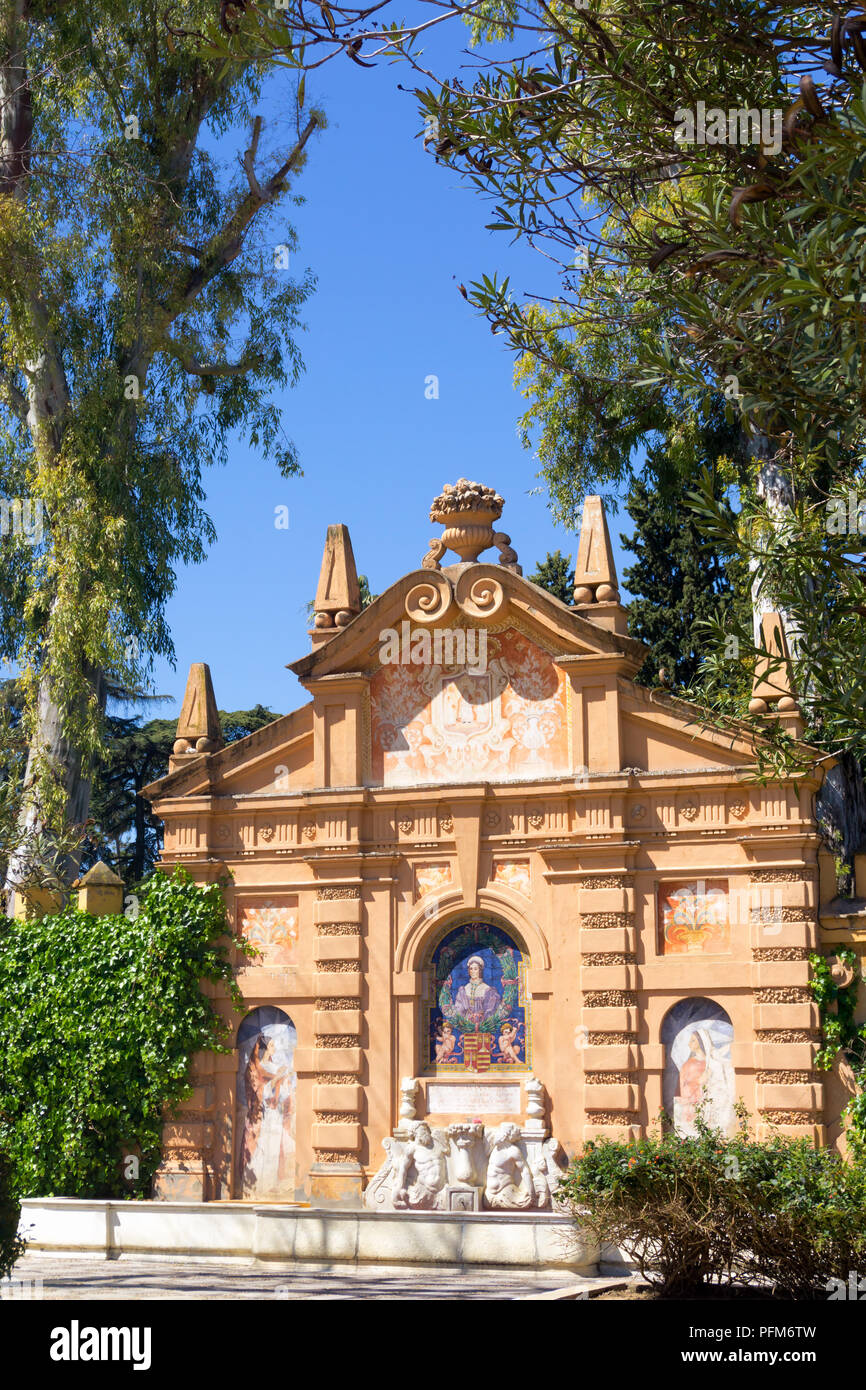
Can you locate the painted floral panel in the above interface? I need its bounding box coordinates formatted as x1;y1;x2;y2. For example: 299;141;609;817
239;898;298;967
658;879;730;956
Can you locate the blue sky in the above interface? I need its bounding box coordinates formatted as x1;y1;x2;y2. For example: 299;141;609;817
148;31;634;721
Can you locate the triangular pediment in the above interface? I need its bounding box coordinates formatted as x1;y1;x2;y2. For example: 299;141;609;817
142;704;314;801
289;563;646;680
620;681;788;772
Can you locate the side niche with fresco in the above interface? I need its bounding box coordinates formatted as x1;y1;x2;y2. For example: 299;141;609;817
661;998;737;1138
424;921;530;1074
235;1006;297;1200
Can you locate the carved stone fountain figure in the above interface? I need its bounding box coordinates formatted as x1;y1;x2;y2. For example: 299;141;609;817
484;1123;536;1210
364;1079;568;1213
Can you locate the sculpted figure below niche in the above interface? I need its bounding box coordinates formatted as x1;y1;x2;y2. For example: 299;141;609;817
364;1121;567;1212
235;1006;297;1200
426;920;531;1073
661;998;737;1139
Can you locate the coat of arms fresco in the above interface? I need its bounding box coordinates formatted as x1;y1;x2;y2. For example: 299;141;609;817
370;628;569;786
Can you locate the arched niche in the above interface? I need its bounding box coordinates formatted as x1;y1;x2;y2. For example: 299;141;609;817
234;1006;297;1200
423;918;531;1074
661;998;736;1138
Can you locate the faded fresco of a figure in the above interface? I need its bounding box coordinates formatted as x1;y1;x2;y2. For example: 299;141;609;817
661;998;736;1138
235;1007;297;1199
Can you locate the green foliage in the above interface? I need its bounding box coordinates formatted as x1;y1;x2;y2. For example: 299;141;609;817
622;466;747;695
0;2;322;839
688;473;866;765
83;704;280;883
559;1116;866;1298
527;549;574;605
0;867;244;1199
809;949;866;1157
0;1145;24;1279
358;575;377;608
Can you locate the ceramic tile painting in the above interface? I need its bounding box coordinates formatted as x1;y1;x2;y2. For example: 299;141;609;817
426;921;530;1073
235;1007;297;1199
370;627;570;786
658;879;731;955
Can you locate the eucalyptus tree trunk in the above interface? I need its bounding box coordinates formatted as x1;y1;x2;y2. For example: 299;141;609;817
749;433;795;644
747;436;866;895
1;3;100;910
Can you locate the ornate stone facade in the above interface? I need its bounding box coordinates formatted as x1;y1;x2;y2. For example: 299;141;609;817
145;485;841;1208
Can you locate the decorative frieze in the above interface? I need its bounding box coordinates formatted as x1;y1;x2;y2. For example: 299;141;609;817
583;990;638;1007
756;1071;813;1085
755;987;812;1003
752;947;808;961
750;870;811;884
582;912;635;930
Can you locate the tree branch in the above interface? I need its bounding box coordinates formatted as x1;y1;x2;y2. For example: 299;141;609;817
161;336;258;377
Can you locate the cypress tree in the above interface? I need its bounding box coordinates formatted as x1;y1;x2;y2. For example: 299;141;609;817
621;475;743;692
528;550;575;605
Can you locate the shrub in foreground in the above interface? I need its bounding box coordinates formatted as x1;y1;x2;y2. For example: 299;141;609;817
557;1117;866;1299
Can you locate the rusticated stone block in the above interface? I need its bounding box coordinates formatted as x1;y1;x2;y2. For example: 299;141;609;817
581;964;638;991
753;1003;819;1031
578;887;634;915
314;971;363;998
315;934;362;962
752;959;811;989
755;1042;816;1071
581;1006;638;1033
310;1046;362;1073
311;1122;361;1151
314;895;362;923
582;1122;640;1144
313;1084;363;1113
584;1084;637;1112
757;1082;823;1112
750;920;818;950
313;1009;362;1035
582;1044;638;1071
580;926;635;955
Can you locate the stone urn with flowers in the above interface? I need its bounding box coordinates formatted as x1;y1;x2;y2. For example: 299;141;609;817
428;478;505;563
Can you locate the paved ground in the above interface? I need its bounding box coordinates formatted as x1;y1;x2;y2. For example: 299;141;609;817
4;1252;606;1301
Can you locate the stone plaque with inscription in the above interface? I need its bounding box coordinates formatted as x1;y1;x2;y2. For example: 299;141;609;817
427;1082;521;1115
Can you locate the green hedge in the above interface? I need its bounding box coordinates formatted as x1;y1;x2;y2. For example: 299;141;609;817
0;868;243;1199
0;1145;23;1278
558;1119;866;1298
